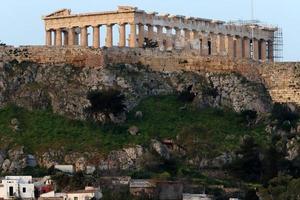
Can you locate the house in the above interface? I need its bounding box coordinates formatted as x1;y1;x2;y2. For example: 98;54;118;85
129;179;157;199
39;191;67;200
0;176;35;199
67;187;102;200
39;187;102;200
182;193;214;200
54;165;74;174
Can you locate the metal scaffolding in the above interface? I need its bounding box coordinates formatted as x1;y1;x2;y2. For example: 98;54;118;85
226;20;283;62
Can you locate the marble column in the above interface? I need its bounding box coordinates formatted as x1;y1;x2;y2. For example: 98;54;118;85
165;26;173;50
147;24;154;40
46;30;52;46
225;35;234;58
119;23;126;47
55;29;62;46
184;29;191;48
106;24;113;47
235;36;243;59
129;23;137;48
242;37;250;58
68;27;75;46
93;25;100;48
63;31;68;46
268;40;274;61
156;25;163;49
253;38;259;60
138;24;145;47
260;40;267;61
80;26;88;47
210;33;218;55
218;34;226;56
201;32;209;56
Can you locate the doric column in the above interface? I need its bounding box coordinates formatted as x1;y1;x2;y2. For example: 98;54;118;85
235;36;243;59
225;35;234;58
80;26;88;47
253;39;259;60
74;32;79;45
93;25;100;48
55;29;62;46
242;37;250;58
184;29;191;48
218;34;226;56
53;31;57;46
260;40;267;61
138;24;144;47
63;31;68;46
68;27;75;45
46;30;52;46
165;26;173;50
119;23;126;47
105;24;113;47
268;40;274;61
210;33;218;55
129;23;137;48
147;24;154;40
156;25;163;49
201;32;209;56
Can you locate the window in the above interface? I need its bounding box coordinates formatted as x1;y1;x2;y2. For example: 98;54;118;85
23;187;26;193
74;197;78;200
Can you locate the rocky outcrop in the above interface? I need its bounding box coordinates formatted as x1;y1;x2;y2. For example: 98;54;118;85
0;146;37;173
0;61;272;124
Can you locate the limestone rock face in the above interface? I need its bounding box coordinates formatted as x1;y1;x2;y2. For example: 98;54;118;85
0;61;272;123
150;139;171;160
286;137;300;161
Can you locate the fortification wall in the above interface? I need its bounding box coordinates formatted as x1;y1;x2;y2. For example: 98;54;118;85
259;62;300;105
0;46;104;68
0;46;299;105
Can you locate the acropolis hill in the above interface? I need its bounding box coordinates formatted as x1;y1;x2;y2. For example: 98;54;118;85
0;5;299;107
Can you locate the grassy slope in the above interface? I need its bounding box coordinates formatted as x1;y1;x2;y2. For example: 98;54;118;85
0;96;267;156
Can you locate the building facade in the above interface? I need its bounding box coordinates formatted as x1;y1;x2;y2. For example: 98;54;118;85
0;176;35;200
43;6;277;61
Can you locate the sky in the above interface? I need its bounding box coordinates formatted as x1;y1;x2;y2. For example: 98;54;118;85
0;0;299;61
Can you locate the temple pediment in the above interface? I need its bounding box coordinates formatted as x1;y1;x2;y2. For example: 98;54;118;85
45;9;71;18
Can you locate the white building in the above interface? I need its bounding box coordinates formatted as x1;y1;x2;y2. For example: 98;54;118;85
67;187;102;200
0;176;35;199
183;193;214;200
39;187;102;200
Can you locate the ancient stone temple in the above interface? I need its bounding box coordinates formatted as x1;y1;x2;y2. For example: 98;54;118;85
43;6;277;61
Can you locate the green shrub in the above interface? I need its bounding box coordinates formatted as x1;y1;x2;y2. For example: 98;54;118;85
178;85;195;102
271;103;299;130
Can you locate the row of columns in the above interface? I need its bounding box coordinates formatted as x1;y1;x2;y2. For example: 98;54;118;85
46;23;273;61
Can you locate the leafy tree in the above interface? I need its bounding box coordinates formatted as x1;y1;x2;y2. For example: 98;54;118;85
230;136;262;182
271;103;299;131
86;89;126;117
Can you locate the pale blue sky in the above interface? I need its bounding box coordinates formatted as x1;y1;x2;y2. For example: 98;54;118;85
0;0;299;61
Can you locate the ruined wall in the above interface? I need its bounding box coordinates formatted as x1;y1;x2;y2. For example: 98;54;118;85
0;46;104;68
0;46;299;105
259;62;300;105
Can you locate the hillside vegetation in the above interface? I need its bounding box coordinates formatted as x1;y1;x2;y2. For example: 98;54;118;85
0;95;267;155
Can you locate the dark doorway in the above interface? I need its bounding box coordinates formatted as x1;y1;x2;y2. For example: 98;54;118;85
9;186;14;196
208;41;212;55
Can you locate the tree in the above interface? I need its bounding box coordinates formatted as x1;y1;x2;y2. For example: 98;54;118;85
230;136;262;182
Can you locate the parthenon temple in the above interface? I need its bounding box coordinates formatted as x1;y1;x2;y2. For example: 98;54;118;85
43;6;277;61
